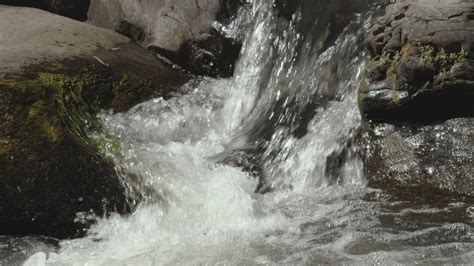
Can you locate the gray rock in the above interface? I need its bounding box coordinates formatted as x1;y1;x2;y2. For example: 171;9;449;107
0;5;189;238
88;0;220;52
87;0;242;77
359;0;474;122
0;4;127;76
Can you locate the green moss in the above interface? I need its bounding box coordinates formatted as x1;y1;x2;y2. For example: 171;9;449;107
89;132;122;160
358;79;368;106
391;86;400;105
112;73;158;112
0;60;126;172
0;57;170;199
419;45;467;71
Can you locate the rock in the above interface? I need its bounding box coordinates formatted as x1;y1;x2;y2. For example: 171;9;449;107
87;0;242;77
88;0;220;52
148;29;242;78
0;0;90;21
359;1;474;122
0;5;189;238
363;118;474;197
216;0;244;23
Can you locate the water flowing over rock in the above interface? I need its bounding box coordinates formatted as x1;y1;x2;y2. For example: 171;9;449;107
1;0;473;264
359;0;474;122
0;5;189;238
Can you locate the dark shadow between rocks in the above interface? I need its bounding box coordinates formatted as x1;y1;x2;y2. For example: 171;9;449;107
0;0;90;21
148;29;242;78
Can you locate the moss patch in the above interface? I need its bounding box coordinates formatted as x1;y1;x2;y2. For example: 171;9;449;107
0;57;174;237
419;45;467;71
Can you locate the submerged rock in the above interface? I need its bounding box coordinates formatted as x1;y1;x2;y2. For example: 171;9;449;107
364;118;474;197
0;6;189;238
0;0;90;21
359;0;474;123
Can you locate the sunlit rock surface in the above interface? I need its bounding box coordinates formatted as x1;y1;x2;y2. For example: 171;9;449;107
88;0;220;52
0;5;188;238
87;0;242;77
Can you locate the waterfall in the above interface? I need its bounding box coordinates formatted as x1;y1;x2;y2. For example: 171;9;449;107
20;0;474;265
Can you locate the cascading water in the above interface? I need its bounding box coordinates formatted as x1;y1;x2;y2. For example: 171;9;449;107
5;0;472;265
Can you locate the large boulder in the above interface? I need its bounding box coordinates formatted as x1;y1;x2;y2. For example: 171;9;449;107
0;5;189;238
87;0;242;77
359;0;474;123
88;0;220;52
0;0;90;21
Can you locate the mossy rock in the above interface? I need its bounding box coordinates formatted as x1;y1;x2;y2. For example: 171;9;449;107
0;48;189;239
359;1;474;123
0;5;190;238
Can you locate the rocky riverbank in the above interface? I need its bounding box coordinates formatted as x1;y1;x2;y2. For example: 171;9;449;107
359;1;474;197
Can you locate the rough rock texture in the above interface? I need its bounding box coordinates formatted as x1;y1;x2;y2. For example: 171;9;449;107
0;0;90;21
364;118;474;197
87;0;242;77
359;0;474;122
0;5;189;238
88;0;220;52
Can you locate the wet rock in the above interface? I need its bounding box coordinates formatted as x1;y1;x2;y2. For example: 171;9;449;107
88;0;220;52
359;1;474;122
0;0;90;21
0;6;189;238
217;0;245;23
363;118;474;197
87;0;242;77
149;29;242;78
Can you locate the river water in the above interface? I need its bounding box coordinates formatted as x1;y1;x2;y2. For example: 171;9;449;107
2;0;473;265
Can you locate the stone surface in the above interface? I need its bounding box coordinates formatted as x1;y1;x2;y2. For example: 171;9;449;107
359;0;474;122
364;118;474;197
87;0;242;77
0;0;90;21
0;4;126;76
87;0;220;52
0;5;189;238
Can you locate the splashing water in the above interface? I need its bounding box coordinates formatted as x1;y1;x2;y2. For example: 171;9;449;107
15;0;474;265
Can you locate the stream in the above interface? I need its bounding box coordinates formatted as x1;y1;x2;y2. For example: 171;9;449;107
1;0;473;265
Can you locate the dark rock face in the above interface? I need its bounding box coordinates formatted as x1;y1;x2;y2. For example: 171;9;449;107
359;1;474;123
217;0;244;23
0;53;188;239
364;118;474;197
149;29;242;78
0;6;189;238
0;0;90;21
